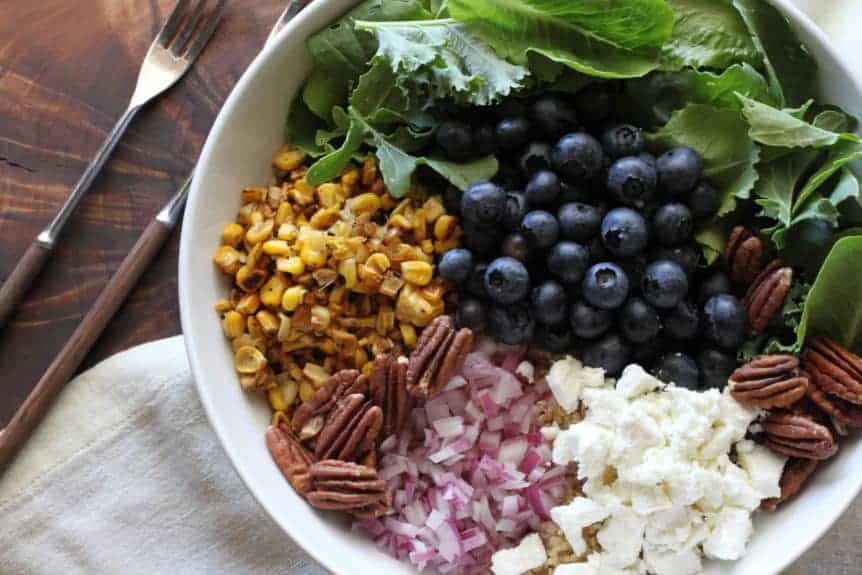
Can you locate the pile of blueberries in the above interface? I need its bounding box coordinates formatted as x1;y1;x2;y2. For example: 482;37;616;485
434;90;747;389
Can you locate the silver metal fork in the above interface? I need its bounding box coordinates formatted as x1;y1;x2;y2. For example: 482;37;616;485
0;0;227;328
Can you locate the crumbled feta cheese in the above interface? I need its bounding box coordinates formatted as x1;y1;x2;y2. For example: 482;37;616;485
703;506;753;560
547;356;604;413
736;440;787;500
597;508;646;568
516;360;535;383
490;533;547;575
643;545;702;575
553;564;596;575
616;364;663;398
550;497;609;555
541;424;561;442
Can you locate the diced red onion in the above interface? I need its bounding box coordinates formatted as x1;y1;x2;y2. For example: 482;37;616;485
433;416;465;439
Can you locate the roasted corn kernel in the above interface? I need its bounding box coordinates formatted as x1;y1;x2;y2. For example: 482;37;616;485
399;323;417;348
262;239;291;257
256;309;280;336
268;385;288;412
214;299;233;314
235;293;261;316
259;274;287;308
273;147;306;171
236;265;268;292
310;305;332;331
401;261;433;286
235;346;267;374
339;258;358;289
277;256;305;276
213;246;242;275
221;222;245;247
281;286;306;312
277;314;292;342
434;215;458;241
241;187;267;203
222;311;245;339
316;182;344;208
302;362;330;387
299;381;316;402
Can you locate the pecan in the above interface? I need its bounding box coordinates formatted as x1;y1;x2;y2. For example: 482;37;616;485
314;394;383;462
306;460;390;516
406;315;474;398
743;260;793;334
724;226;765;286
804;337;862;405
761;458;819;511
761;411;838;460
729;355;808;409
290;369;367;433
370;354;410;438
265;424;315;495
806;378;862;427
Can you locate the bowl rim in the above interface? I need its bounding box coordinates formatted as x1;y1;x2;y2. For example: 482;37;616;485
179;1;862;573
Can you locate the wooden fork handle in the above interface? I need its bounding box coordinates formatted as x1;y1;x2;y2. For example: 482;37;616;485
0;240;53;329
0;218;173;471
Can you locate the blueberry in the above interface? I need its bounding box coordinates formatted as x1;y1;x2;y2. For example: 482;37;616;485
495;99;529;120
438;248;474;284
526;170;561;205
698;348;736;390
475;123;497;157
574;84;614;126
558;202;602;243
462;221;503;258
532;96;578;140
650;245;699;279
601;207;649;257
468;262;489;298
653;353;699;389
456;297;486;333
551;133;604;182
548;241;590;284
588;236;609;263
583;262;630;310
521;210;560;249
582;333;631;376
618;297;661;344
600;124;644;158
436;120;474;161
501;232;531;263
653;203;694;247
494;163;525;190
703;294;747;349
532;280;568;325
461;181;506;226
657;147;703;196
618;255;648;287
697;273;732;305
638;152;657;168
642;260;689;309
687;181;721;220
488;303;535;345
559;181;588;204
518;141;553;176
663;300;700;340
496;117;531;151
443;186;462;216
570;301;613;339
485;257;531;304
606;156;657;208
502;191;530;231
631;336;667;365
536;322;575;352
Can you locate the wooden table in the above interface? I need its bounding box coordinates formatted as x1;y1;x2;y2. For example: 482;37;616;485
0;0;287;427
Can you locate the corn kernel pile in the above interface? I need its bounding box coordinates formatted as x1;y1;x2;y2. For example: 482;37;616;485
213;145;461;417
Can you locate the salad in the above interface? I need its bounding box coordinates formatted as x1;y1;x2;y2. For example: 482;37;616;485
211;1;862;574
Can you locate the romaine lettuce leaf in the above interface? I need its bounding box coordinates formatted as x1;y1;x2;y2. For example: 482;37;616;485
738;94;859;148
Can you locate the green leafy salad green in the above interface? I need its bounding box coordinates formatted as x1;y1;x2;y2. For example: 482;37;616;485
287;0;862;353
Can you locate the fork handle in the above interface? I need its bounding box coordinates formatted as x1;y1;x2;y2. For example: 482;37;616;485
0;240;53;327
0;216;173;470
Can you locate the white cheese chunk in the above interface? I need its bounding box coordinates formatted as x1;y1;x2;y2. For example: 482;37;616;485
597;508;646;568
553;563;596;575
490;533;547;575
516;360;535;383
547;356;604;413
616;364;662;398
550;497;610;556
736;440;787;500
643;546;702;575
703;506;754;560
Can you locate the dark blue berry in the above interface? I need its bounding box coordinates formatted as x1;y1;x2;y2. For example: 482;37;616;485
618;297;661;344
703;295;747;349
456;297;486;333
488;303;535;345
663;300;700;340
462;221;503;258
502;191;529;231
570;301;613;339
650;245;699;279
653;353;699;389
698;348;736;390
436;120;474;161
526;170;561;205
583;262;630;310
687;181;721;220
496;117;531;151
697;273;732;304
518;141;553;176
532;96;578;140
600;124;644;158
638;152;657;168
485;257;531;304
467;262;489;298
559;181;588;204
558;202;602;243
521;210;560;249
653;203;694;247
536;323;575;352
547;241;589;284
438;248;474;285
606;156;657;208
475;123;497;156
601;207;649;257
532;280;568;325
501;232;531;263
461;181;506;226
443;186;462;216
551;133;604;182
657;147;703;196
642;260;689;309
582;333;631;376
632;336;667;365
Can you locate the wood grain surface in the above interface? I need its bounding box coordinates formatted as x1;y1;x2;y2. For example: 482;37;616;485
0;0;287;426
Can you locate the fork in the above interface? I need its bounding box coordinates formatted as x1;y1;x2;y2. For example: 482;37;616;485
0;0;227;329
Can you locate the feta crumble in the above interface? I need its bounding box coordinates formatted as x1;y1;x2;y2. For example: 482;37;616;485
491;533;548;575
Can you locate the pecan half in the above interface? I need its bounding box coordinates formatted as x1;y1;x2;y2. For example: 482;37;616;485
761;411;838;460
743;260;793;334
761;458;819;511
265;424;315;495
314;394;383;462
729;355;808;409
306;460;390;517
806;377;862;427
724;226;765;286
290;369;367;434
804;337;862;405
370;354;410;438
406;315;474;398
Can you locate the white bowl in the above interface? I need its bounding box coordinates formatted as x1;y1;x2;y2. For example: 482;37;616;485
179;2;862;573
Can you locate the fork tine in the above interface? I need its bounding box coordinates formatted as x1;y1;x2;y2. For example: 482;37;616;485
182;0;227;63
155;0;193;47
170;0;209;56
